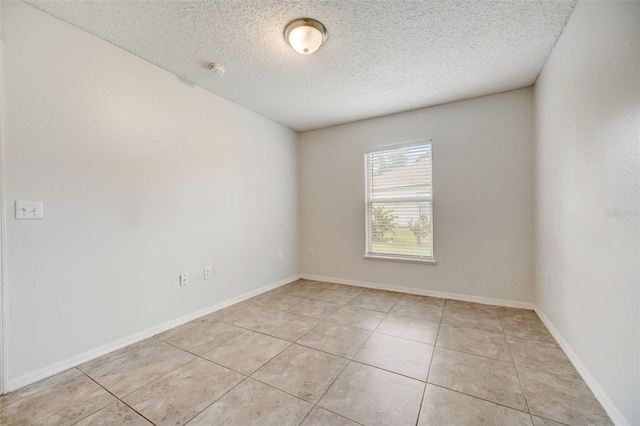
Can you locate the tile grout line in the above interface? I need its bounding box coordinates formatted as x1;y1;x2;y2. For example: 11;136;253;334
297;290;369;425
347;289;404;364
437;317;515;365
433;344;517;364
325;290;409;423
95;335;272;425
115;353;201;401
149;333;306;424
349;290;407;363
496;314;584;425
247;373;332;412
249;280;367;425
231;286;517;356
497;313;534;421
194;301;327;344
531;414;572;426
78;345;206;417
435;303;515;362
68;400;120;426
80;338;248;425
298;400;366;426
426;382;537;417
251;287;395;316
423;301;545;420
416;300;444;426
209;301;524;367
74;370;158;426
298;287;402;426
182;375;252;425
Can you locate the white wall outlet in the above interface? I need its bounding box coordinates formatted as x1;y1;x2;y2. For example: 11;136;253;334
180;273;188;287
16;201;43;219
204;267;212;280
278;251;283;261
308;248;314;256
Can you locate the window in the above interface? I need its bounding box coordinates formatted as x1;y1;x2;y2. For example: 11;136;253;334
364;141;434;262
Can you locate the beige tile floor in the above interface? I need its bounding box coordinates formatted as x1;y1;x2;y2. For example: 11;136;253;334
0;279;613;426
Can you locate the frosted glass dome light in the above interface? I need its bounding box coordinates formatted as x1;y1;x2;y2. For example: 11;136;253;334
284;19;327;55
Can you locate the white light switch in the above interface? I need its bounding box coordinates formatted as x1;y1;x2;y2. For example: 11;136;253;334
16;201;43;219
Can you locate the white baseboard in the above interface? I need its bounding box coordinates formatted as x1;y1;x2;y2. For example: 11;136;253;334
6;274;301;393
301;273;535;310
534;307;629;426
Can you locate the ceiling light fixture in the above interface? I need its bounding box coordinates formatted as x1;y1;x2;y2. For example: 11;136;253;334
284;18;327;55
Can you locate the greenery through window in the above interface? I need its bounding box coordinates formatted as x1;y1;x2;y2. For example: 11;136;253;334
365;141;433;260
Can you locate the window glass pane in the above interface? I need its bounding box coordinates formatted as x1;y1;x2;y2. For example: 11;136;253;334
369;144;431;200
368;201;432;258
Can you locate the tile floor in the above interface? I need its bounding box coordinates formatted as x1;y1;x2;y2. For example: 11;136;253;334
0;279;612;426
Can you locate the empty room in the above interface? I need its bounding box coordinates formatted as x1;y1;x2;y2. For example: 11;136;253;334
0;0;638;425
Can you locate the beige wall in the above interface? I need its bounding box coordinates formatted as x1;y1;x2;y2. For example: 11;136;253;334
534;1;639;424
299;88;535;303
2;1;298;387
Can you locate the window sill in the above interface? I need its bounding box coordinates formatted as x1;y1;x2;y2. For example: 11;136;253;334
363;254;437;265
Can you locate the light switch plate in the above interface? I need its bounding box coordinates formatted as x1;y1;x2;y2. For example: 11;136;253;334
16;201;43;219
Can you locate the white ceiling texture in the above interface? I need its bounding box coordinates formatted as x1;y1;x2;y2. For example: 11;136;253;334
27;0;578;131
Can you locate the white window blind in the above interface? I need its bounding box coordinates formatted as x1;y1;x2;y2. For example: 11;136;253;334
364;141;433;261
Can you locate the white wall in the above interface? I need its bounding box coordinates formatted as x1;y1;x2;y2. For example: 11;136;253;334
1;1;298;387
299;88;535;303
533;1;639;425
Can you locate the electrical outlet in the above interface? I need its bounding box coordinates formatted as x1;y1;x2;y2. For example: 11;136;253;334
204;267;211;280
180;273;188;287
308;248;314;256
278;251;283;261
16;201;43;219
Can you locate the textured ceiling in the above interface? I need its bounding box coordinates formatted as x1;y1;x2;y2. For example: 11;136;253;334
27;0;577;131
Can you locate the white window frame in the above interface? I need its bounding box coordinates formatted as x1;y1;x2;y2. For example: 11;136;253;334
364;140;435;264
